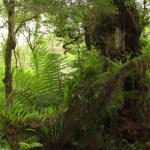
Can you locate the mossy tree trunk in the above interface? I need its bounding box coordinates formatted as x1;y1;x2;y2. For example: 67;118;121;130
3;0;16;99
84;0;149;144
2;0;20;149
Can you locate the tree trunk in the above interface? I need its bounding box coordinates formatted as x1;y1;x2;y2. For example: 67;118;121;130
2;0;19;149
3;0;16;99
84;0;149;144
8;135;20;150
113;1;147;144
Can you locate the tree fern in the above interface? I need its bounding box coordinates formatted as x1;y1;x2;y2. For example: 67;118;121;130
13;48;70;110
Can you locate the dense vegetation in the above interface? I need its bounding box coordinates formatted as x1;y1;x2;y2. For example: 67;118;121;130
0;0;150;149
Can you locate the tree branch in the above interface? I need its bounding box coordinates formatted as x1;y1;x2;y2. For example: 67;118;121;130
0;20;8;28
63;34;83;54
0;7;5;12
15;15;38;34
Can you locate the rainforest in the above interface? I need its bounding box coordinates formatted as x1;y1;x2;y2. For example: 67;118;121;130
0;0;150;149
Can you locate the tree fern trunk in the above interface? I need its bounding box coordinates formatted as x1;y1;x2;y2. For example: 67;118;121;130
8;135;20;150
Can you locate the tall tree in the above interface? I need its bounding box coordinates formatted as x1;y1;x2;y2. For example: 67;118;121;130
83;0;149;144
3;0;16;99
2;0;40;149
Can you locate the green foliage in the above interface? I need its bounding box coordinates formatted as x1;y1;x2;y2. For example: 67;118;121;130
122;141;145;150
13;48;69;109
20;142;43;150
142;26;150;57
106;90;124;117
0;0;149;149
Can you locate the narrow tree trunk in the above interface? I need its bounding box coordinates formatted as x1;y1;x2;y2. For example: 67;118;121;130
2;0;19;149
3;0;16;99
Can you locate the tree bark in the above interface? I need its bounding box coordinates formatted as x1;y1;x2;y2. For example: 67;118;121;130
8;135;20;150
84;0;149;144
